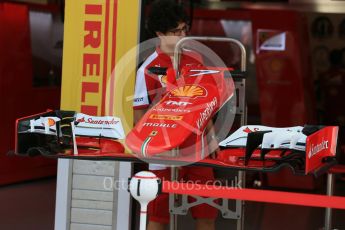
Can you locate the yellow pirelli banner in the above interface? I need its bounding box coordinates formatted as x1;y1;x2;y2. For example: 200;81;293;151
61;0;140;133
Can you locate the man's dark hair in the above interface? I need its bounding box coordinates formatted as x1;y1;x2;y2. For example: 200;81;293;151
147;0;189;34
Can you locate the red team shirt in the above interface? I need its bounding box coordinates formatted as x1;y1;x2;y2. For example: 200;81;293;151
133;46;203;110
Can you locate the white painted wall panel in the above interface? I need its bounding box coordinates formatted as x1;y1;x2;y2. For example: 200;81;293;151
71;208;113;226
70;223;112;230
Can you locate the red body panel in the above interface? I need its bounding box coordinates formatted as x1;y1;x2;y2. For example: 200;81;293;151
305;126;338;174
14;111;341;175
126;67;234;159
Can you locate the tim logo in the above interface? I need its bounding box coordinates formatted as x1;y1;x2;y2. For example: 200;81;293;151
169;85;207;99
165;100;192;106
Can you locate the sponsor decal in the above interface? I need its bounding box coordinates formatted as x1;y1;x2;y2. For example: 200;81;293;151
47;118;56;126
188;69;220;76
40;118;57;127
152;108;191;113
141;137;151;157
77;117;119;125
149;131;158;136
243;127;260;133
158;75;167;87
305;126;338;174
34;117;60;128
74;114;125;139
143;122;177;128
134;97;144;102
196;97;217;129
165;100;192;106
257;30;286;51
169;85;207;99
76;117;85;123
141;131;158;157
149;114;183;121
308;139;329;159
81;3;104;115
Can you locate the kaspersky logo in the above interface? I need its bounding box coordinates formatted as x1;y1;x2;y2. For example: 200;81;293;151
169;85;207;98
308;139;329;159
196;97;217;129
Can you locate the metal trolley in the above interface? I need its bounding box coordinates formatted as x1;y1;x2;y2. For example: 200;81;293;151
169;36;247;230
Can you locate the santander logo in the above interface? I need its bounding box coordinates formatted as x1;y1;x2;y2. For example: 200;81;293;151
308;139;329;159
76;117;85;123
77;117;118;125
243;127;260;133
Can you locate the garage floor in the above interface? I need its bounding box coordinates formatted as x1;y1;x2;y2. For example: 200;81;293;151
0;177;56;230
0;177;344;230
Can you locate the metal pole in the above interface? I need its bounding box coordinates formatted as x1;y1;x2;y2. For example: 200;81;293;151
324;173;335;230
139;203;148;230
237;170;246;230
173;36;247;78
173;36;247;230
170;148;179;230
237;80;247;230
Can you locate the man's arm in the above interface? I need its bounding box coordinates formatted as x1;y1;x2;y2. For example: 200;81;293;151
134;108;148;125
206;121;220;157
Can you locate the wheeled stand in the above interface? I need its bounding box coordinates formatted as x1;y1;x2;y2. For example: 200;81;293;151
169;36;247;230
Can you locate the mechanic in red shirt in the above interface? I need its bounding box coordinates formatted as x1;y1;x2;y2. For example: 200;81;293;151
133;1;218;230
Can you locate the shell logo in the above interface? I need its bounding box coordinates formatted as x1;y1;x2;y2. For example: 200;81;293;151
48;118;56;126
42;118;56;127
158;75;167;86
170;85;207;98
